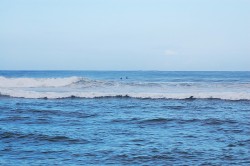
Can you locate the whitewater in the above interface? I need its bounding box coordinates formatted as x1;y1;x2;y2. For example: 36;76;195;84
0;73;250;100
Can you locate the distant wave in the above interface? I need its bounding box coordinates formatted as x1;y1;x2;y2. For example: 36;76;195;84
0;76;250;100
0;76;163;88
0;76;81;88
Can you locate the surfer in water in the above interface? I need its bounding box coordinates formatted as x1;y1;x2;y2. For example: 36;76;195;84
120;77;128;80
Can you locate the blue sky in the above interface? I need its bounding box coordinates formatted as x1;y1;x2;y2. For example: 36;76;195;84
0;0;249;70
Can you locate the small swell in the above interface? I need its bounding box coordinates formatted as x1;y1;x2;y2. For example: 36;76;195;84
227;139;250;147
138;118;240;126
25;109;96;119
139;118;174;125
110;118;140;124
108;153;174;164
176;119;201;124
1;116;30;122
202;118;238;126
0;131;88;144
161;105;186;110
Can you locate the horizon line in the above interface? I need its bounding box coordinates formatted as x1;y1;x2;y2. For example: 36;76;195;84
0;70;250;72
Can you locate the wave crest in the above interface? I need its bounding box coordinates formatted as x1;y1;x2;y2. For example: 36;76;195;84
1;76;250;100
0;76;82;88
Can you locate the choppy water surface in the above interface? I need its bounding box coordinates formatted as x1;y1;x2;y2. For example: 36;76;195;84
0;71;250;165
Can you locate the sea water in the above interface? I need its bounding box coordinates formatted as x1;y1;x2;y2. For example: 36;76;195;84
0;71;250;165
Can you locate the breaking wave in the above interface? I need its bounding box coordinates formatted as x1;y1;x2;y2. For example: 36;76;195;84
0;76;250;100
0;76;80;88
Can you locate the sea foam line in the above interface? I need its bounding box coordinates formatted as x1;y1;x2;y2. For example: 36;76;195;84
0;89;250;100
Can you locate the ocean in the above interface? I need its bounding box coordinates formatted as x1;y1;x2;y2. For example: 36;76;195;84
0;71;249;165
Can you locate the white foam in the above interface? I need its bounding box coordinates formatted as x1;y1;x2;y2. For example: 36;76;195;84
1;76;250;100
0;88;250;100
0;76;80;88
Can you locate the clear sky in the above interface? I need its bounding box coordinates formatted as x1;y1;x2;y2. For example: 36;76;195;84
0;0;249;71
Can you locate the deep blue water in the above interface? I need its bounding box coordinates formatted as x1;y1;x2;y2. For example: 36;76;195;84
0;71;250;165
